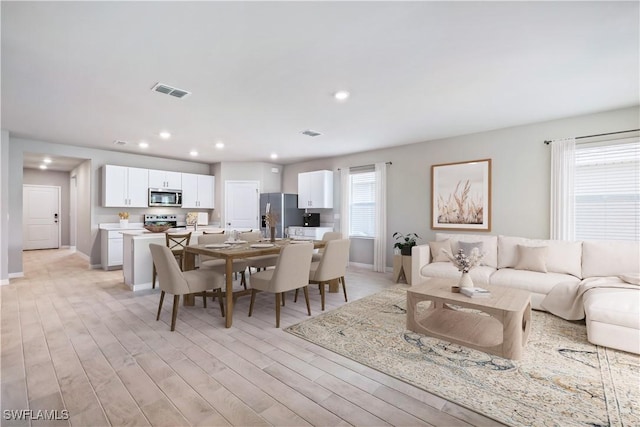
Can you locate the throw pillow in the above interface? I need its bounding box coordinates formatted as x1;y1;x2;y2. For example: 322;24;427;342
429;240;452;263
514;245;548;273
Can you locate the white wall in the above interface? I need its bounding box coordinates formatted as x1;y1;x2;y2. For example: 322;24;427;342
282;106;640;267
0;130;9;284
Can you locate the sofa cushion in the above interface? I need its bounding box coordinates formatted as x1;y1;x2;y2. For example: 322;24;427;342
436;233;498;268
583;287;640;330
490;268;580;294
582;240;640;278
420;263;495;286
498;236;582;278
428;240;452;263
514;245;549;273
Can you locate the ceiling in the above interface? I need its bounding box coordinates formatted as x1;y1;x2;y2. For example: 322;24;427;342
3;2;639;170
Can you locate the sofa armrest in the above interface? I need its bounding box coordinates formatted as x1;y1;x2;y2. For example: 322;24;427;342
411;244;431;285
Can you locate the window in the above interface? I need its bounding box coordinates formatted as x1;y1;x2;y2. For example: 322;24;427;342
349;170;376;237
575;138;640;241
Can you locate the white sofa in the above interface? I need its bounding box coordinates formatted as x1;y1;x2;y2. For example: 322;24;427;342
411;233;640;354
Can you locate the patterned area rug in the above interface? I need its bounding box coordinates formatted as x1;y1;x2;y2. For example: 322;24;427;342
285;288;639;427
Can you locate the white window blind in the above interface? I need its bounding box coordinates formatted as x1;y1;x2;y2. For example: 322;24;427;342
575;137;640;241
349;170;376;237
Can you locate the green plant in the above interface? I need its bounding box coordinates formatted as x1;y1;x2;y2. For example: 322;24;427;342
393;232;421;255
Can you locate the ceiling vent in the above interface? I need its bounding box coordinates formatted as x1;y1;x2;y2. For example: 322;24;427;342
301;129;322;137
151;83;191;99
113;140;128;146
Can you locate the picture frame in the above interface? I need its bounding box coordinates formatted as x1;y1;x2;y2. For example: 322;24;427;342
431;158;491;231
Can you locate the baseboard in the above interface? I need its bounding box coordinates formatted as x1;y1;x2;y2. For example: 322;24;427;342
129;282;153;292
0;278;10;286
349;262;373;270
7;272;25;283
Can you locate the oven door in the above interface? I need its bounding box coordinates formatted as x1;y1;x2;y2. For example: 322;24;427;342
148;189;182;207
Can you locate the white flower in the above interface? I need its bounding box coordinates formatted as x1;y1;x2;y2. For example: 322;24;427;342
441;247;484;273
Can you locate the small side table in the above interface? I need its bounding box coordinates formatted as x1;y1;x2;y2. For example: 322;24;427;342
393;254;412;285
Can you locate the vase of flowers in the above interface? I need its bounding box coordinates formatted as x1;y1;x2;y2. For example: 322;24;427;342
441;247;484;288
265;211;278;242
118;212;129;228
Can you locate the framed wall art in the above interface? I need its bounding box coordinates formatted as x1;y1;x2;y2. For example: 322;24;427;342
431;158;491;231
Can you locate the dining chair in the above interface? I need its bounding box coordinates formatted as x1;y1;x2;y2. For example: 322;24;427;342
243;231;279;273
248;243;314;327
198;233;248;289
312;231;343;262
149;243;225;331
152;231;192;289
302;238;350;311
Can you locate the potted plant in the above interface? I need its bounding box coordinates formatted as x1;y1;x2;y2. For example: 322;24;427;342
393;232;420;256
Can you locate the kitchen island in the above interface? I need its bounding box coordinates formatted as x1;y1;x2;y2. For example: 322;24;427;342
120;227;225;291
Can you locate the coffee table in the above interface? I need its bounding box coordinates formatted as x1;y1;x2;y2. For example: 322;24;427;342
407;278;531;360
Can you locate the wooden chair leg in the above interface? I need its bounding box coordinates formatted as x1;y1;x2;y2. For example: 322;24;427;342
303;286;311;316
294;288;299;303
202;292;207;308
171;295;180;331
282;292;285;306
275;293;281;328
216;288;225;317
320;282;326;311
241;272;247;290
152;266;157;289
248;289;257;317
156;290;165;320
341;276;348;302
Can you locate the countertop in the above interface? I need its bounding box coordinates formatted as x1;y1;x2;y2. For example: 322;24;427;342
120;227;226;239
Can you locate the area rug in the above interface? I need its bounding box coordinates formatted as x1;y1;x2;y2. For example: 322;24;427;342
285;288;639;427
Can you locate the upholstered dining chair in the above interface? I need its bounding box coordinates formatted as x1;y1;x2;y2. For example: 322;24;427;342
198;233;248;289
248;243;314;327
304;238;350;311
152;231;192;289
312;231;343;262
149;243;225;331
242;231;279;273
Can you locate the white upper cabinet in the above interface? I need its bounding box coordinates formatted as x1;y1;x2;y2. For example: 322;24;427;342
102;165;149;207
182;173;215;209
149;169;182;189
298;170;333;208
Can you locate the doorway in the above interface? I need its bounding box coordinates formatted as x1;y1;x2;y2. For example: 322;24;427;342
23;184;61;250
224;180;260;231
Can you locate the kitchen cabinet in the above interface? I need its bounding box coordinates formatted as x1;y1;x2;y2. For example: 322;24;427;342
298;170;333;208
101;230;123;270
149;169;182;189
182;173;215;209
102;165;149;207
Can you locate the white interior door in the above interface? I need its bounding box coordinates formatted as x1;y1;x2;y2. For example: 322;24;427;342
224;181;259;231
23;185;60;250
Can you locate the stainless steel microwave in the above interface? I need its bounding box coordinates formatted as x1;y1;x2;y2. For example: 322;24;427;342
148;188;182;207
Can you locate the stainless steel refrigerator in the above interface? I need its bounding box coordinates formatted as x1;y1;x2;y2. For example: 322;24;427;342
259;193;304;238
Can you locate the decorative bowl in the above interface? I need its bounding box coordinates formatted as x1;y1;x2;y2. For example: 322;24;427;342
144;224;172;233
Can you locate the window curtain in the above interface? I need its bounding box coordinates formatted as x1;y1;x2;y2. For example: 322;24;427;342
550;137;576;240
373;162;387;272
340;167;350;238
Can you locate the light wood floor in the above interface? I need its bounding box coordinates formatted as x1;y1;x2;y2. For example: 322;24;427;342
1;249;504;427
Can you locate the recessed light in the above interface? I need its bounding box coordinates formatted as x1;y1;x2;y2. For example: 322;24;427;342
270;153;278;160
334;90;350;101
215;142;225;149
190;150;199;156
39;165;47;170
43;158;52;164
159;131;171;139
139;141;149;148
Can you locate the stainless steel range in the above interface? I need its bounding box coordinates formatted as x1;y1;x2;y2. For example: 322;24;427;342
144;214;178;228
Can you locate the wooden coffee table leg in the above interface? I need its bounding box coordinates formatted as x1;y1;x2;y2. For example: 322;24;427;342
501;303;530;360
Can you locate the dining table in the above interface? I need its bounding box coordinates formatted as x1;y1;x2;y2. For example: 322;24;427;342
182;238;326;328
